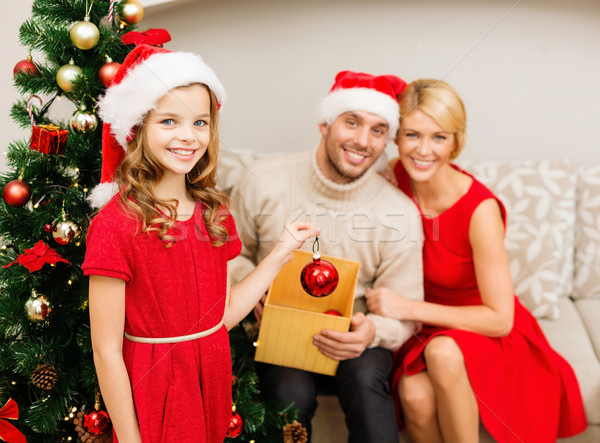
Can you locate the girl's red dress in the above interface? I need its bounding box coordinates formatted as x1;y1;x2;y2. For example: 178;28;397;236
83;196;241;443
392;161;587;442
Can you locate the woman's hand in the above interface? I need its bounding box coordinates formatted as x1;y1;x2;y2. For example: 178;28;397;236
374;155;399;186
376;165;398;186
365;287;411;320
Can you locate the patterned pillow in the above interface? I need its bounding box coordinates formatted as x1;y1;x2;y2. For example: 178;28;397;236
458;159;576;319
573;165;600;299
217;148;261;193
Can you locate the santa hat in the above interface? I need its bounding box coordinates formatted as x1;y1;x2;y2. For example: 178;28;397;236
88;44;226;208
318;70;406;140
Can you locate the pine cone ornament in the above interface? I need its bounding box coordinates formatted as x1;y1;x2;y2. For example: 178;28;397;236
30;363;57;390
283;420;308;443
73;411;113;442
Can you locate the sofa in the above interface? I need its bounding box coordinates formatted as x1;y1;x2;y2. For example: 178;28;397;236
218;153;600;442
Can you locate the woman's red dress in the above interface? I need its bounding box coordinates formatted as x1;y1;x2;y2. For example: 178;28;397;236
392;162;587;442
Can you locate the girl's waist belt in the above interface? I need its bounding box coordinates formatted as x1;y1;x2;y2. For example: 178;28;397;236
124;318;224;344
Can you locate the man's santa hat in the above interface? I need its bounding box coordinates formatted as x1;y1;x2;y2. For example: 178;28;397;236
88;44;226;208
318;70;406;141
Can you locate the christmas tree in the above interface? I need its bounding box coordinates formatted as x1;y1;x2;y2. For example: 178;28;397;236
1;1;298;441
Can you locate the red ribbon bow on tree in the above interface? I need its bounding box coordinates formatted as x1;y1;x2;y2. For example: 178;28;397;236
121;28;171;47
3;240;70;272
0;398;25;443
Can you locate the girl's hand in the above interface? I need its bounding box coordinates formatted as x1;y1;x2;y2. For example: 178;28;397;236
365;287;411;320
270;222;320;264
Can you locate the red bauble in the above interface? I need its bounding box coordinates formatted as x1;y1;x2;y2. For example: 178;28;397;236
226;411;243;438
83;409;111;435
3;180;31;207
44;224;53;233
300;254;339;297
324;309;342;316
13;55;39;78
99;59;121;87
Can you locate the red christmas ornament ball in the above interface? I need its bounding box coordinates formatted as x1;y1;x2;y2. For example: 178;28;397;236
44;224;53;233
99;60;121;87
300;254;339;297
324;309;342;316
13;57;39;78
226;411;243;438
3;180;31;207
83;409;111;435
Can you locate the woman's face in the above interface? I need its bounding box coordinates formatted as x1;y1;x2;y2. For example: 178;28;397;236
396;110;456;183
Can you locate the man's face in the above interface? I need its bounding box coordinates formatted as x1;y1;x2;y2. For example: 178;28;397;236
317;111;389;184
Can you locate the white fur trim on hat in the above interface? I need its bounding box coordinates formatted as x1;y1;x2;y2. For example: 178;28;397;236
97;51;226;151
87;182;119;209
318;88;400;139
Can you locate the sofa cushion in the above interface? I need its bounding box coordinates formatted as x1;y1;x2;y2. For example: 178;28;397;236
539;297;600;426
458;159;576;319
574;165;600;299
574;299;600;362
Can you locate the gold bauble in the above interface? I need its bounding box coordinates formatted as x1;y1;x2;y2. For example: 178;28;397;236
118;0;144;26
70;104;98;134
56;60;82;92
70;16;100;50
52;218;80;245
25;290;52;322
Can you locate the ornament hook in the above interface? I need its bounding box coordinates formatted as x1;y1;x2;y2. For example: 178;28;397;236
312;236;321;259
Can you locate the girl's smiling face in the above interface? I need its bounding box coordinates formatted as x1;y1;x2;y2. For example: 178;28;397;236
144;83;211;180
396;110;456;183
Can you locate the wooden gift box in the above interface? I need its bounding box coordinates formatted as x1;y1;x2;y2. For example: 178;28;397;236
254;249;360;375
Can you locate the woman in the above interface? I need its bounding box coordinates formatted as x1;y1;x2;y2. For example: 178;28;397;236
365;79;587;443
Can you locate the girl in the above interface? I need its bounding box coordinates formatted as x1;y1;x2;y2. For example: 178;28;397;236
366;79;587;443
82;44;318;443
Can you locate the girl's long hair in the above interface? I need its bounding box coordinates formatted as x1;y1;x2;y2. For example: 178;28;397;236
115;84;230;247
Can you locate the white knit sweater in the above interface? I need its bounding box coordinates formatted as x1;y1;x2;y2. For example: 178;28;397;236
229;149;424;350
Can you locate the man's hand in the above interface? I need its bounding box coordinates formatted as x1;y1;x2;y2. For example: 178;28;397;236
253;293;267;325
312;312;376;361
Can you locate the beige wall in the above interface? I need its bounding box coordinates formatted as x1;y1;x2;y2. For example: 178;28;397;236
3;0;599;172
2;0;36;172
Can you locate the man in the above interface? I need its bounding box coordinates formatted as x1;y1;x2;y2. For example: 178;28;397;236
229;71;423;442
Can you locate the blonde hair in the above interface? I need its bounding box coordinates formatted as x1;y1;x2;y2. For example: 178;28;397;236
116;84;230;247
399;79;467;159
